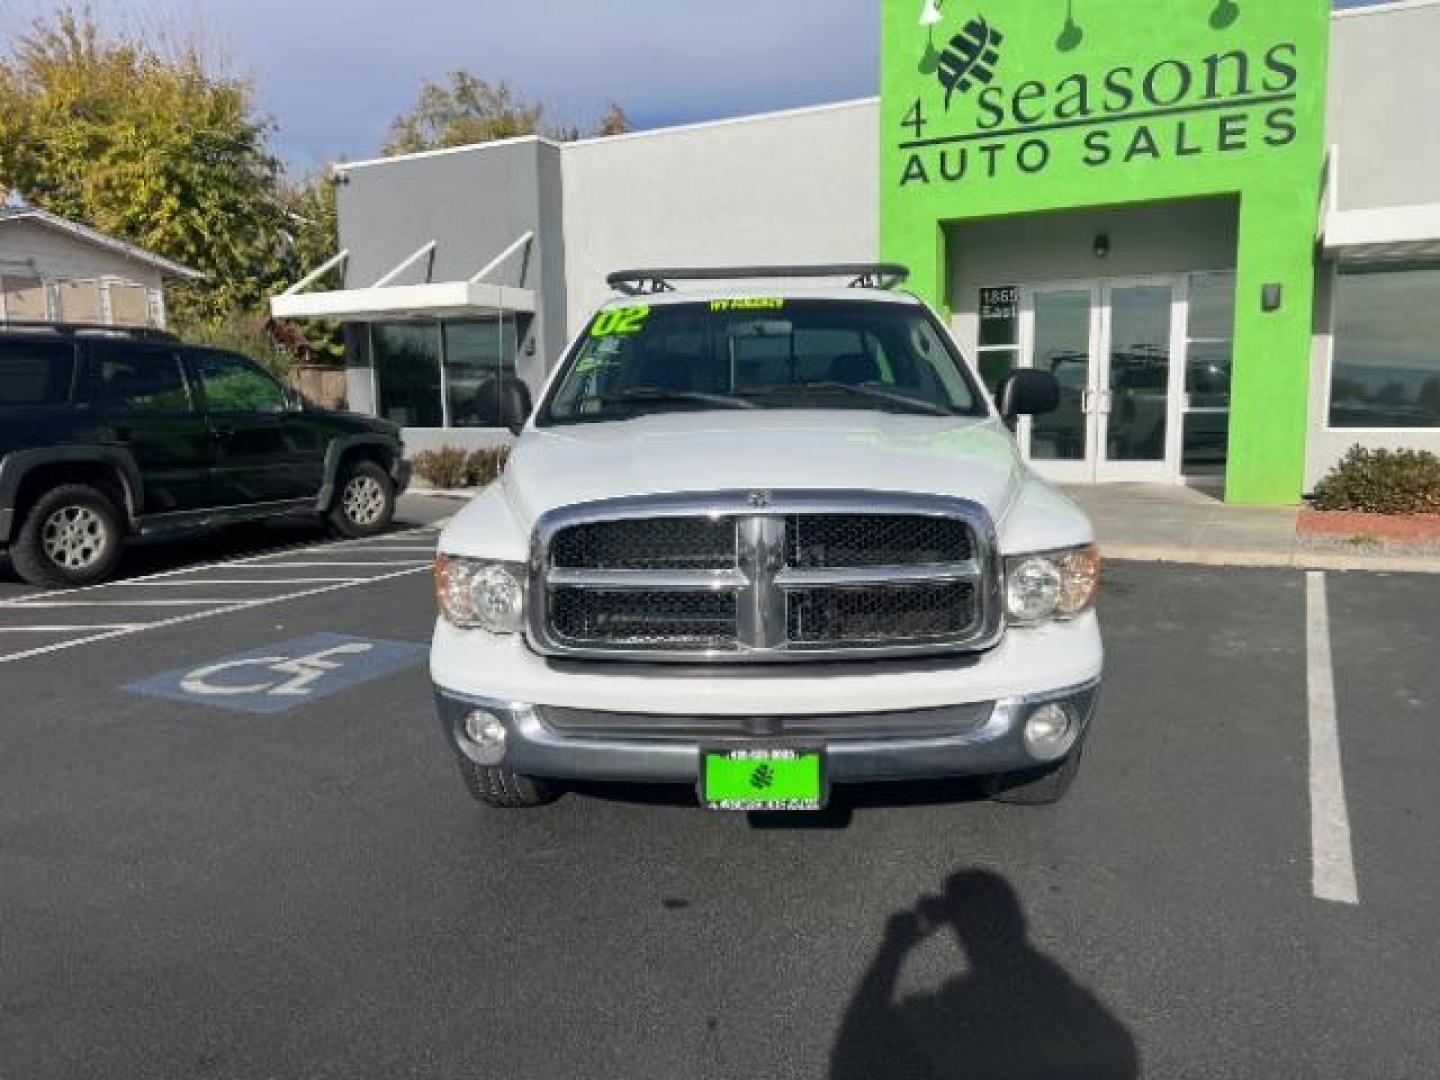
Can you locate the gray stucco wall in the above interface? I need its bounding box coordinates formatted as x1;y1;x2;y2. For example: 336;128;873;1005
335;138;564;384
1327;2;1440;211
947;197;1240;356
559;100;880;337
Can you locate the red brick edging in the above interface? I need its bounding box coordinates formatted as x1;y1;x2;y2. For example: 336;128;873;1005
1299;508;1440;542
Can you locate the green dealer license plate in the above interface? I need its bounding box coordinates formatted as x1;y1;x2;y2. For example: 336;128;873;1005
700;748;827;811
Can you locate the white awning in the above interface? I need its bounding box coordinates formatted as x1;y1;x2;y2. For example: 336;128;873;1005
270;232;537;322
1322;203;1440;264
269;280;535;322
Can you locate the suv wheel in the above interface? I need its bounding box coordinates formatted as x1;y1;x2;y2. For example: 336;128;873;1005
11;484;125;588
988;746;1084;806
455;758;561;809
328;460;395;538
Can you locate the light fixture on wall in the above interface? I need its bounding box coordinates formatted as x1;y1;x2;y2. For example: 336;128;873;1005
1210;0;1240;30
918;0;945;75
1094;233;1111;259
1056;0;1084;52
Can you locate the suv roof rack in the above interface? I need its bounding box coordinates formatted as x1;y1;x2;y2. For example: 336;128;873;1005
0;320;180;343
606;264;911;297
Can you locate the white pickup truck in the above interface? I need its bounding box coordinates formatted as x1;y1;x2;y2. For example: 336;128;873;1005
430;266;1102;812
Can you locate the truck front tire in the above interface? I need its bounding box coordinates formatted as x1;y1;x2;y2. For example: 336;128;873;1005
988;746;1084;806
455;758;561;809
11;483;125;588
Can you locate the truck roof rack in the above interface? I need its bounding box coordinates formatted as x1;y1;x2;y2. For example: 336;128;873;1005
606;264;911;297
0;320;180;343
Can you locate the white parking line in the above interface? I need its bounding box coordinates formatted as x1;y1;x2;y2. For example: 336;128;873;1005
0;522;446;610
10;599;267;608
0;521;447;665
1306;572;1360;906
0;624;145;633
0;565;431;666
219;561;431;569
308;545;438;554
120;578;367;587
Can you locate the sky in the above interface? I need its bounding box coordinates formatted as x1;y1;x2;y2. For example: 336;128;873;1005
0;0;1391;173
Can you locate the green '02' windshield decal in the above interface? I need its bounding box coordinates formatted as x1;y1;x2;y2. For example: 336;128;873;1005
589;305;651;337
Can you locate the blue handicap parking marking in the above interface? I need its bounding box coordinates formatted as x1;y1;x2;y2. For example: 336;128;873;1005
125;633;427;715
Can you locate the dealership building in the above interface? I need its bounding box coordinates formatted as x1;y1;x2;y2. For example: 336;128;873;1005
272;0;1440;504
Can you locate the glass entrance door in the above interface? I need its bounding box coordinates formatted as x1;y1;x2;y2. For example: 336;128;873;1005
1022;286;1099;483
1019;278;1184;483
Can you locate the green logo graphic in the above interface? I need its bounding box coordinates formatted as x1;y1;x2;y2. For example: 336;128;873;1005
750;764;776;790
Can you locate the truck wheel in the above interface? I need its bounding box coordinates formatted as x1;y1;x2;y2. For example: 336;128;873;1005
10;484;125;589
328;460;395;538
456;758;561;809
988;747;1084;806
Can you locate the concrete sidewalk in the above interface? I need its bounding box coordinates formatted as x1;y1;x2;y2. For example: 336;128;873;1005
1065;484;1440;574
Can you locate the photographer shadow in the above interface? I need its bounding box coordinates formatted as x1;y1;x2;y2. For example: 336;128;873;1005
830;869;1139;1080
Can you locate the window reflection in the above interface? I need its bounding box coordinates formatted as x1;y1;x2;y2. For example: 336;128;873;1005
1329;265;1440;429
372;316;527;429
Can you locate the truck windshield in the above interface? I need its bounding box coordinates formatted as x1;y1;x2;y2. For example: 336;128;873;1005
541;299;987;425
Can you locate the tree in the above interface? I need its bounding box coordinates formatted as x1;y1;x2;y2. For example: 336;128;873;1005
383;71;634;154
384;73;544;155
594;103;633;138
0;8;290;327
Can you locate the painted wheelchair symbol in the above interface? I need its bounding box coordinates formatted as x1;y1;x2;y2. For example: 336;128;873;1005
179;642;376;698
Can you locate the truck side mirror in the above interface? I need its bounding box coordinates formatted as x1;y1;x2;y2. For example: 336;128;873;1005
998;369;1060;429
475;376;534;435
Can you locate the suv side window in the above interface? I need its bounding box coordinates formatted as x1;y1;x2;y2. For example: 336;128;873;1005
191;350;287;414
94;343;194;413
0;339;77;406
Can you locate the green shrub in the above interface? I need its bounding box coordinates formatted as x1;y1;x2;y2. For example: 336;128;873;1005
411;445;511;489
1312;446;1440;514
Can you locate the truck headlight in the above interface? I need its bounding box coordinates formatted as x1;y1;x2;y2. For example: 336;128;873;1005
1004;545;1101;624
434;555;526;633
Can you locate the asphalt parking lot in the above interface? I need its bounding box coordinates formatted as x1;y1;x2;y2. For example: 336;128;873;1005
1;495;1437;1079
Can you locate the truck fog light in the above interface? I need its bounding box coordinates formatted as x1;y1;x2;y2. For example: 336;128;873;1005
1023;702;1076;762
462;709;508;763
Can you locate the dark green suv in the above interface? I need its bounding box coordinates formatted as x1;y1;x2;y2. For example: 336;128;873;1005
0;323;409;588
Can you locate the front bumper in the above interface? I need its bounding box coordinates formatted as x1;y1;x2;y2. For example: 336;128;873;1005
434;678;1100;785
430;613;1103;785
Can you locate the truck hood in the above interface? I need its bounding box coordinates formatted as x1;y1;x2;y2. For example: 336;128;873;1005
502;411;1024;525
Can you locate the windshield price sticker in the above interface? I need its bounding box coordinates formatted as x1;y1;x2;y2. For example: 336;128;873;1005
589;305;651;337
710;298;786;312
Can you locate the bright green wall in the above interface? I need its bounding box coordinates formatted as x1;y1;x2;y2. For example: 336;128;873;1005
880;0;1331;503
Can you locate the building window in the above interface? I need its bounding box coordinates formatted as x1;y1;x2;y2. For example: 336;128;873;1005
1328;265;1440;429
373;322;443;428
444;316;520;427
975;285;1020;394
1;275;48;321
108;282;153;327
371;315;526;429
1182;270;1236;475
58;279;103;323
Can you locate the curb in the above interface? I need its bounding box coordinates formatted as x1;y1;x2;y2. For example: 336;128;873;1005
406;487;476;502
1102;542;1440;575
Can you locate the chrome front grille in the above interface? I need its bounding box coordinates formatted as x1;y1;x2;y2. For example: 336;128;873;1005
786;514;973;568
529;492;1001;662
785;580;977;648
